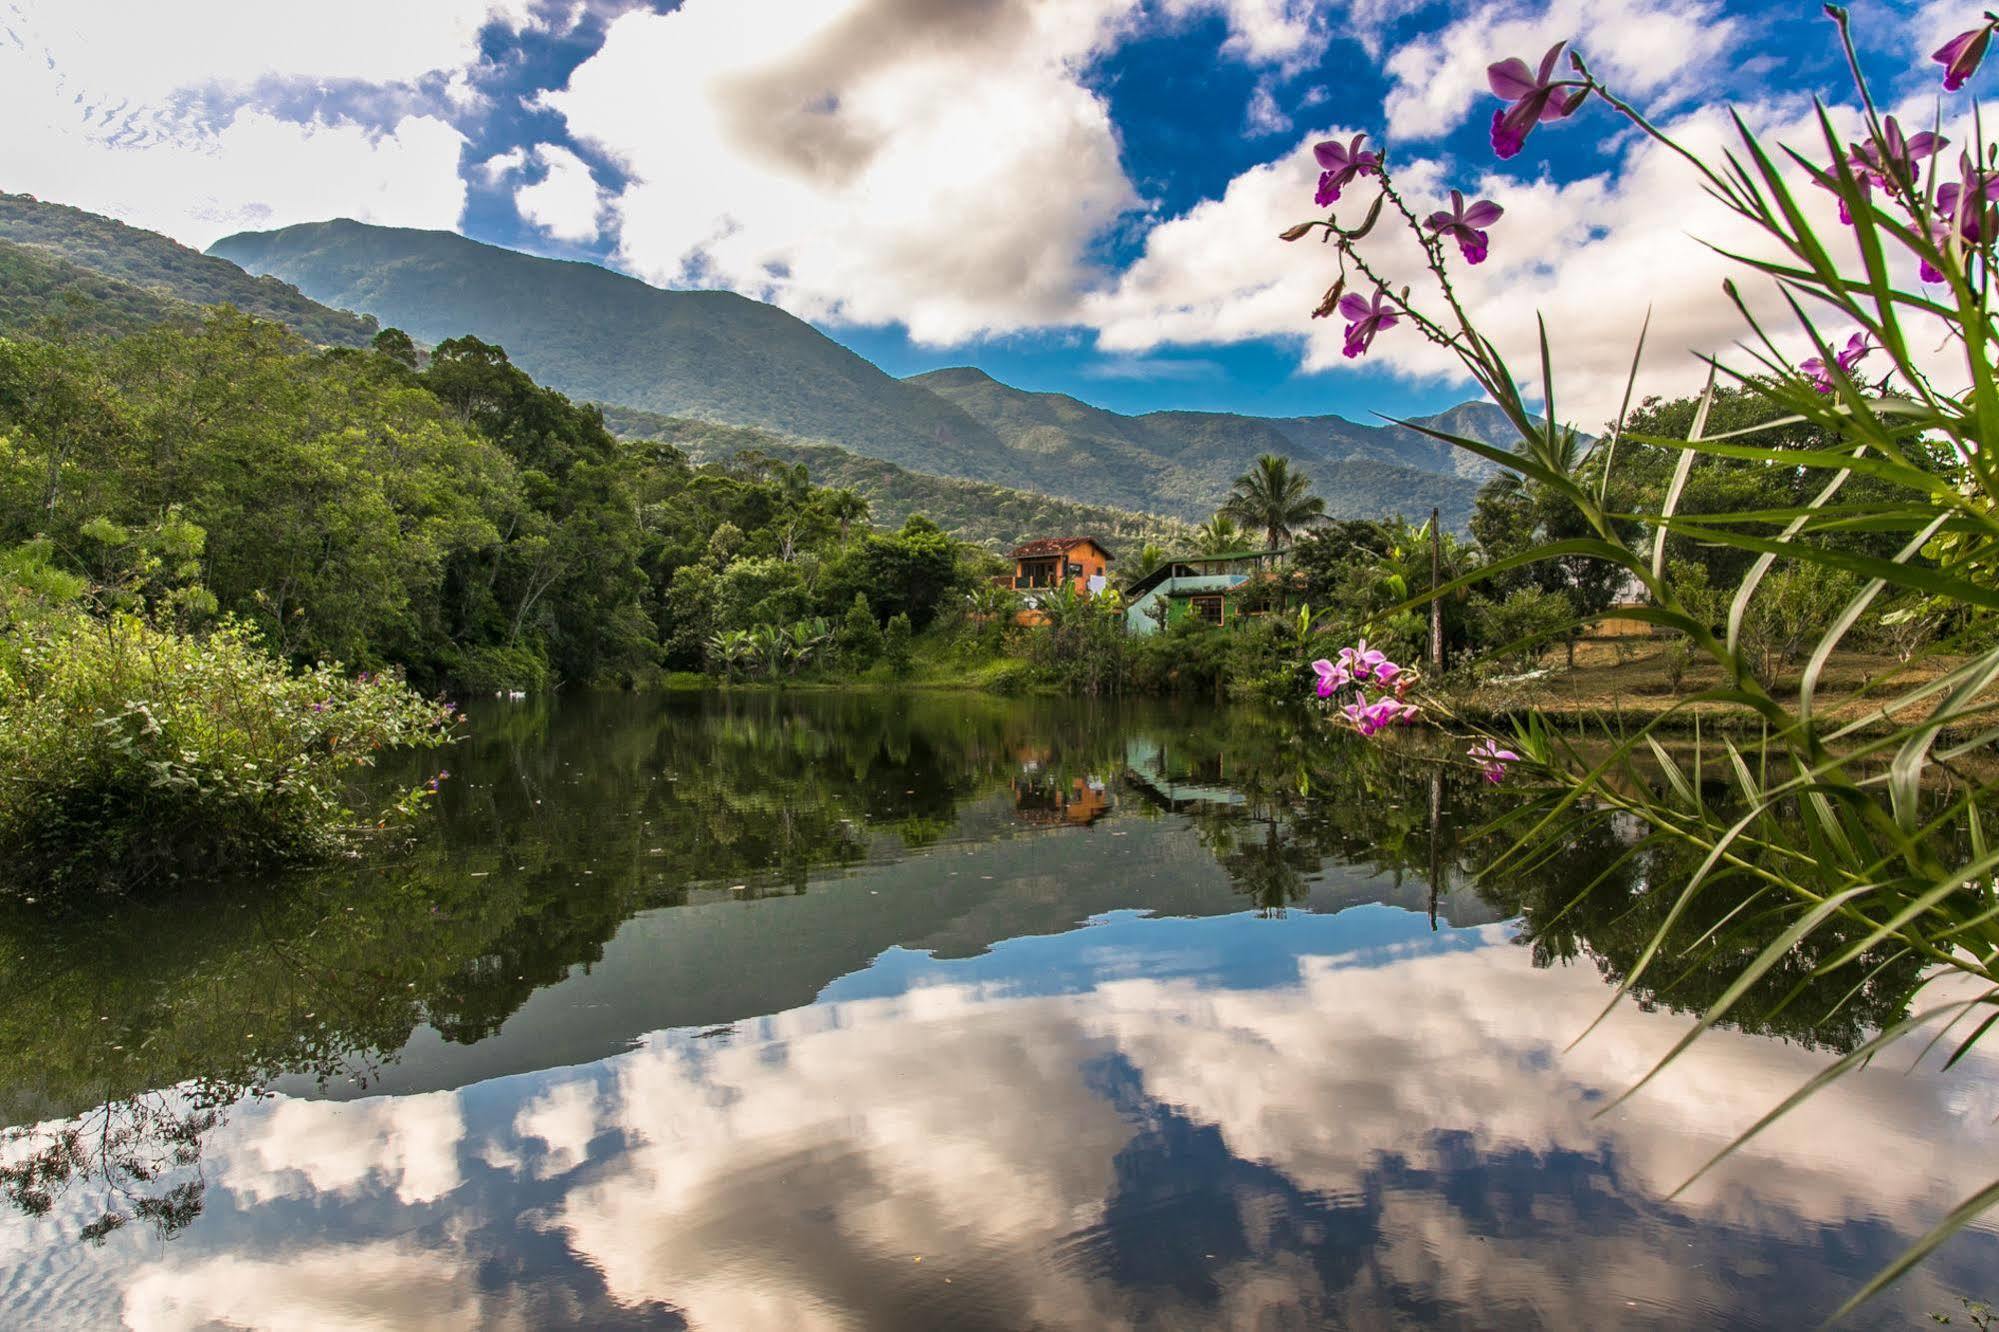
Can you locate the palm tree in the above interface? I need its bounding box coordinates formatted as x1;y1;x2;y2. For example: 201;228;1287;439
821;488;870;540
1220;454;1326;556
1194;514;1244;556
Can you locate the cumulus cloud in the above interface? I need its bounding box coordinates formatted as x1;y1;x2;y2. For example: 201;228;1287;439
542;0;1156;343
1083;92;1982;426
513;142;606;243
0;0;535;101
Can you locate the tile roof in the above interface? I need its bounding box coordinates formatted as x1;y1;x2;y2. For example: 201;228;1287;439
1010;536;1113;559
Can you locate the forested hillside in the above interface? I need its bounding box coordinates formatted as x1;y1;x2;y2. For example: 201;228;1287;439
0;194;376;346
601;408;1190;553
207;219;1495;525
209;219;1018;485
0;238;195;339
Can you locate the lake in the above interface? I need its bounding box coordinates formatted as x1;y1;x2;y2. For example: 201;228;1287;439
2;692;1995;1329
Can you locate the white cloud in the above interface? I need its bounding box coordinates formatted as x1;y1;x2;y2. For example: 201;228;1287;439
0;0;513;247
1380;0;1739;143
513;142;606;243
1161;0;1327;68
544;0;1154;343
0;0;534;102
1083;92;1984;427
478;145;531;184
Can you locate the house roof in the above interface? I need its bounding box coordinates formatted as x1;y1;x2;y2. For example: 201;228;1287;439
1124;549;1287;602
1011;536;1114;560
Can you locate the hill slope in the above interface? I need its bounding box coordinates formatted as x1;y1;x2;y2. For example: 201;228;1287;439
601;407;1191;554
208;219;1018;486
0;194;376;346
0;238;198;339
909;368;1490;527
207;218;1499;525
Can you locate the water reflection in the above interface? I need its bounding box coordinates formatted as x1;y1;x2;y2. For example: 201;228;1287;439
0;693;1990;1328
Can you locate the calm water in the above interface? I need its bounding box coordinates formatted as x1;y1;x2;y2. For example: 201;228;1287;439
2;692;1995;1329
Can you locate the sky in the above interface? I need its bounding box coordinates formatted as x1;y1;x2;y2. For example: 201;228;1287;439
0;0;1977;426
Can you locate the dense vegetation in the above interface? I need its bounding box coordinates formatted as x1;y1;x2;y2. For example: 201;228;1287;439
0;314;1022;694
0;540;456;892
0;194;375;347
207;216;1488;524
0;239;195;340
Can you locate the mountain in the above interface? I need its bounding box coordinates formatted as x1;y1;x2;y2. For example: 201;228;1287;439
205;217;1500;525
0;237;197;339
0;193;376;346
208;219;1018;487
908;367;1492;527
600;407;1191;555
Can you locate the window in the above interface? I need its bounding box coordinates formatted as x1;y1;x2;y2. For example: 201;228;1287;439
1192;595;1224;625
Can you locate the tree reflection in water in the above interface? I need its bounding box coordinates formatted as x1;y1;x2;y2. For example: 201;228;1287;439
0;692;1937;1251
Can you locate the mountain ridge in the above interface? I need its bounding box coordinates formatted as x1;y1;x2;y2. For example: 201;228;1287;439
0;193;376;346
201;216;1504;526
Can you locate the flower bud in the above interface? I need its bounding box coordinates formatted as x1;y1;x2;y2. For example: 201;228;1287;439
1279;222;1316;242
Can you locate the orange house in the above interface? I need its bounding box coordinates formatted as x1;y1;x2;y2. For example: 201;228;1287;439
1008;537;1114;596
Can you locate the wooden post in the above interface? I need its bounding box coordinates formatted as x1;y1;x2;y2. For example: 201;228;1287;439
1429;507;1444;675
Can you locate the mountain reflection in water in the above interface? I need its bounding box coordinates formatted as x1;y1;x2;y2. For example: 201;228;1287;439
0;692;1994;1330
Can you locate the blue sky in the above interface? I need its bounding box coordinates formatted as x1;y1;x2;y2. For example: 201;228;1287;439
0;0;1966;424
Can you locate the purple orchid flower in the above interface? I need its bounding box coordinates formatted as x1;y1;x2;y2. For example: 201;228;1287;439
1469;738;1522;784
1339;639;1387;676
1313;133;1381;207
1425;189;1504;264
1312;657;1351;698
1935;23;1994;92
1799;333;1871;394
1937;157;1999;242
1863;116;1946;188
1337;290;1398;359
1345;695;1420;736
1486;42;1589;160
1813;144;1875;225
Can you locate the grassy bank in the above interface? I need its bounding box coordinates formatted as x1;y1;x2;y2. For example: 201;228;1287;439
1443;638;1993;737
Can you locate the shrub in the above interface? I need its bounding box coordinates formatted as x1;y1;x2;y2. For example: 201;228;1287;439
882;611;914;678
0;610;458;893
839;592;884;665
1467;587;1571;674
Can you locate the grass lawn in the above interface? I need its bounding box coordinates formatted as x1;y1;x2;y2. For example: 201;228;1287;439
1447;636;1995;738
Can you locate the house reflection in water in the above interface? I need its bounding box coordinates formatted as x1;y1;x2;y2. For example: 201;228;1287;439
1010;756;1113;827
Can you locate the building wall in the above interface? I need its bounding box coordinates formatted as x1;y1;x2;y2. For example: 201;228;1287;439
1012;539;1113;597
1126;573;1248;635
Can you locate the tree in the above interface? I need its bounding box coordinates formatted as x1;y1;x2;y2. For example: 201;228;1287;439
839;592;883;664
856;517;963;630
1219;454;1326;555
820;488;870;540
371;327;418;370
1194;514;1245;556
882;612;914;677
